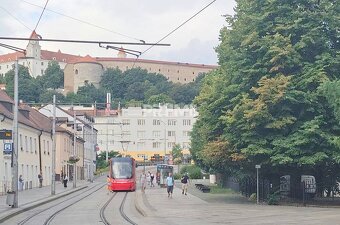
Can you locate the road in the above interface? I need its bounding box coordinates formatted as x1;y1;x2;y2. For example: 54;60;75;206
2;165;339;224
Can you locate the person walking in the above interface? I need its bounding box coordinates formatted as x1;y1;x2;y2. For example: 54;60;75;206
38;173;43;188
63;174;68;188
140;172;147;193
150;173;155;187
166;172;174;198
106;175;111;194
181;173;190;195
19;175;24;191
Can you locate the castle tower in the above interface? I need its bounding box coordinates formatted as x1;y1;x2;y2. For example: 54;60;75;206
26;30;41;59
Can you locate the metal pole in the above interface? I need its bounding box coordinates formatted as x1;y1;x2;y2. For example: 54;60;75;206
51;95;56;195
73;110;77;188
143;155;146;173
257;168;259;204
11;59;19;208
106;118;108;161
90;123;94;182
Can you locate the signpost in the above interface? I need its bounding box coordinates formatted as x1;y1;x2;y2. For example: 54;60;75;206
0;129;12;140
255;164;261;204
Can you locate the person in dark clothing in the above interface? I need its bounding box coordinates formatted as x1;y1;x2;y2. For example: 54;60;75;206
63;175;68;188
181;173;190;195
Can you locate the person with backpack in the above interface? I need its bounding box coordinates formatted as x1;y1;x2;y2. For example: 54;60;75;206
166;172;174;198
181;173;190;195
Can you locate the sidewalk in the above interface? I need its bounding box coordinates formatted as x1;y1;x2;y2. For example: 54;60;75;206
0;180;89;223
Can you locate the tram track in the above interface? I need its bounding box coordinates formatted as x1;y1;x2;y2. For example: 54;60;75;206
43;183;105;225
100;192;138;225
15;183;105;225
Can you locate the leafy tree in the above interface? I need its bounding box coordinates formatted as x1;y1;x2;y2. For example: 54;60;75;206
96;150;121;170
192;0;340;184
39;90;66;103
147;93;175;105
5;65;42;103
38;60;64;89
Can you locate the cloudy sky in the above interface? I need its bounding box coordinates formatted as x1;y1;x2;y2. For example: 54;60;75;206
0;0;236;65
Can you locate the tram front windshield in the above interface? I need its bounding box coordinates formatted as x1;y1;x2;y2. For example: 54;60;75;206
112;161;132;179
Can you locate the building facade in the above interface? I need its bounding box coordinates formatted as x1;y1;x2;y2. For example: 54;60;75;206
92;105;198;161
0;31;217;93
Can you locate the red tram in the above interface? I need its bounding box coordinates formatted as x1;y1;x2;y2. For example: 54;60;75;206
108;157;136;191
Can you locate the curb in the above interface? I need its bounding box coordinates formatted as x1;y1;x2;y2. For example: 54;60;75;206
0;186;88;223
134;191;147;217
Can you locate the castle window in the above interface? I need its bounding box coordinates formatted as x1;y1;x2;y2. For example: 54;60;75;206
63;59;66;62
75;69;78;75
192;78;195;82
168;69;170;72
41;69;44;75
41;62;44;66
126;66;129;69
159;69;161;72
177;70;179;73
84;80;89;84
192;72;195;74
177;77;179;80
184;78;186;81
52;57;56;60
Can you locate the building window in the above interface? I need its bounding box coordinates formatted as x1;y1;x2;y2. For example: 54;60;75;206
168;131;175;137
47;140;50;155
177;70;179;73
184;111;189;116
30;137;33;153
183;119;191;126
34;138;37;153
159;69;161;72
41;62;44;66
168;120;177;126
137;131;145;138
168;142;175;148
122;119;130;125
52;57;56;60
84;80;89;84
153;119;160;126
20;134;23;151
177;77;180;80
183;131;191;137
168;111;173;117
41;69;44;75
137;119;145;125
25;136;28;152
184;78;187;81
152;142;161;148
152;131;161;138
75;69;78;75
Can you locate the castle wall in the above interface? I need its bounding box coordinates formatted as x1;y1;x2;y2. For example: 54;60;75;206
73;62;103;92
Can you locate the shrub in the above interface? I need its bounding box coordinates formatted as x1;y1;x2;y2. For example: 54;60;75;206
268;191;280;205
173;173;182;180
180;165;202;179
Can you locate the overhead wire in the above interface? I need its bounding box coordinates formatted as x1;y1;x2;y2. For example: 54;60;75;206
131;0;217;69
0;6;33;31
33;0;50;31
21;0;145;43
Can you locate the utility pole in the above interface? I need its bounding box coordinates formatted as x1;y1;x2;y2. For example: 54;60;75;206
51;95;56;195
11;59;19;208
73;110;77;188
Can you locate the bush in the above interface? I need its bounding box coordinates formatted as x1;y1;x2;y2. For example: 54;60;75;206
180;165;202;179
173;173;182;180
268;191;280;205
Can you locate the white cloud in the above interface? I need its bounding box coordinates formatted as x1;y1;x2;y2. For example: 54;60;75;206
0;0;236;65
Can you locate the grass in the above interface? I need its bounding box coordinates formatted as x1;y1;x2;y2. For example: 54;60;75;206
208;185;236;194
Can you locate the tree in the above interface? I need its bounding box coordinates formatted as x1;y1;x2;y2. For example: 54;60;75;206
39;60;64;89
147;93;175;105
5;65;42;103
192;0;340;183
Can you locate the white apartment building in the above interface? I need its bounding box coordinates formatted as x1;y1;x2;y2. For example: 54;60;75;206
94;105;198;161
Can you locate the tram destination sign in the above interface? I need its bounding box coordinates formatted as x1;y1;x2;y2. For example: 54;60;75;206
0;129;12;140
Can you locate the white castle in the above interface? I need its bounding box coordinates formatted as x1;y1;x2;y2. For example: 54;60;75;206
0;31;217;94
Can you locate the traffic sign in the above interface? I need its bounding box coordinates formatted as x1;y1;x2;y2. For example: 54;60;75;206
0;130;12;140
4;143;12;154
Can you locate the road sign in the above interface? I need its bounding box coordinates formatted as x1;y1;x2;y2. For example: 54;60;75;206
255;165;261;169
0;130;12;140
4;143;12;154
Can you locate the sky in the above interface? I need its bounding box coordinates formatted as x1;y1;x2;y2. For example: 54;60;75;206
0;0;236;65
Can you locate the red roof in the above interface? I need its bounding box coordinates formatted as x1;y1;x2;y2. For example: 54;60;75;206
29;30;42;39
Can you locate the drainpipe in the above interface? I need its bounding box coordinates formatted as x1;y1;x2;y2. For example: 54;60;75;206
38;130;43;175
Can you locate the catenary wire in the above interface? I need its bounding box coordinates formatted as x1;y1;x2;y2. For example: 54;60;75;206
21;0;144;43
33;0;50;31
131;0;217;69
0;6;33;31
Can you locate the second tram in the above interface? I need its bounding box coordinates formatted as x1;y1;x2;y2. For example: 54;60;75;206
108;157;136;191
156;164;173;187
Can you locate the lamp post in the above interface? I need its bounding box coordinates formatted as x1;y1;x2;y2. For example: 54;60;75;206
73;110;77;188
255;164;261;204
51;95;56;195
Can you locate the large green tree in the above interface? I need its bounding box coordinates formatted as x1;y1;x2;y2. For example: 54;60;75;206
192;0;340;184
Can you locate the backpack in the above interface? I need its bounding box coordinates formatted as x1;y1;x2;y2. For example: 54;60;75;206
181;177;185;183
